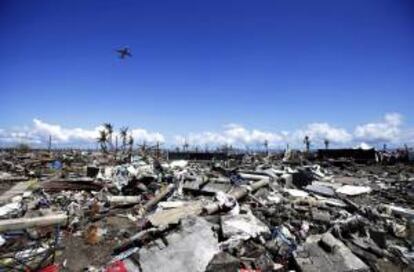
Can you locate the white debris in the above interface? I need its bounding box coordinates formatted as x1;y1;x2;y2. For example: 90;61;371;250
0;172;12;179
15;246;48;259
0;235;5;247
216;191;239;215
169;160;189;169
336;185;372;196
158;201;187;209
354;142;372;150
267;192;282;204
22;191;32;198
284;188;309;198
221;212;270;240
0;202;21;217
11;195;23;203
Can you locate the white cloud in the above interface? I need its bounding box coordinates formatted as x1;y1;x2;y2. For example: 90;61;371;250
175;124;285;147
130;129;165;143
0;126;41;144
175;123;353;148
0;113;411;148
293;123;353;144
33;119;102;143
354;113;402;143
0;119;165;147
384;113;403;126
174;113;411;148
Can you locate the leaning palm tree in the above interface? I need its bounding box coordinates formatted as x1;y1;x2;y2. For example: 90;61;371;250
119;127;129;152
97;130;108;153
103;123;114;151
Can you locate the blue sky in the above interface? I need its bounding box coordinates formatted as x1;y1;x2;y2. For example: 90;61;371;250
0;0;413;148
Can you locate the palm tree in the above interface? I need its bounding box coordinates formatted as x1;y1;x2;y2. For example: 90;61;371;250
324;139;330;150
119;127;129;152
303;135;311;152
103;123;114;151
97;130;108;153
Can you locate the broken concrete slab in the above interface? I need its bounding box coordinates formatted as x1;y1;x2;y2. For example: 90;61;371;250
205;252;240;272
137;216;219;272
148;201;203;226
294;233;370;272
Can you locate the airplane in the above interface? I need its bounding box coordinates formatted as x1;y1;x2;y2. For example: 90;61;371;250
116;47;132;59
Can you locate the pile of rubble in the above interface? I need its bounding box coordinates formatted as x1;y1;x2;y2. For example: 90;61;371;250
0;149;414;271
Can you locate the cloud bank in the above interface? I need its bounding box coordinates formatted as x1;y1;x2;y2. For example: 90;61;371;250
0;119;165;147
0;113;411;148
175;124;284;148
175;113;410;148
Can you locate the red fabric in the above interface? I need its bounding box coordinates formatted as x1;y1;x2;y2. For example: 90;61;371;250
38;264;59;272
105;261;128;272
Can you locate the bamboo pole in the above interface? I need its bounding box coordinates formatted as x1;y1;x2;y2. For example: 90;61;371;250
0;213;68;232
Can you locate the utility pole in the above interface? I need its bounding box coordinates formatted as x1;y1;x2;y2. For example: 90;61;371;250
303;135;311;153
48;135;52;152
263;139;269;156
156;141;160;159
183;138;189;152
115;136;118;161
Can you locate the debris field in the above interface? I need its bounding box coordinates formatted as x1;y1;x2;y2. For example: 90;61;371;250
0;149;413;272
